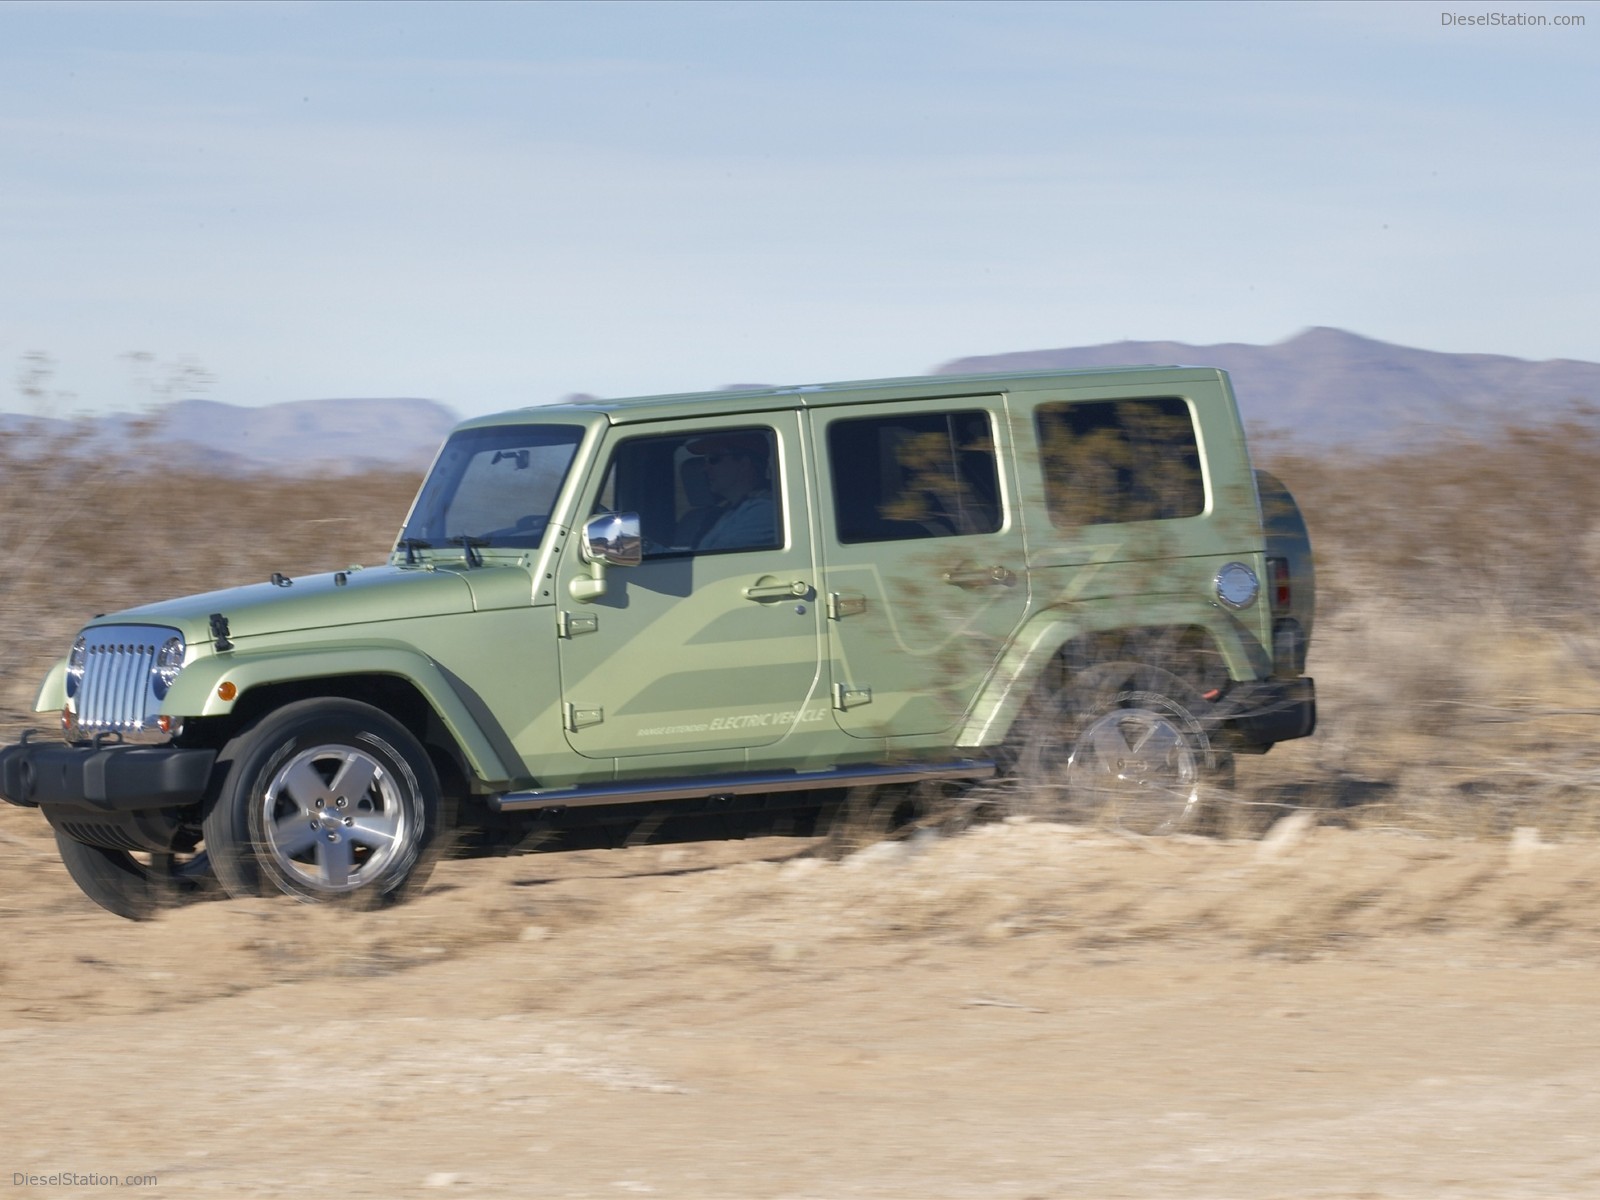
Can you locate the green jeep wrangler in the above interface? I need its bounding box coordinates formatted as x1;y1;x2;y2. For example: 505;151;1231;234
0;367;1315;918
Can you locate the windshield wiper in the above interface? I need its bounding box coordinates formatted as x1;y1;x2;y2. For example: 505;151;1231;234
456;536;489;567
398;537;433;565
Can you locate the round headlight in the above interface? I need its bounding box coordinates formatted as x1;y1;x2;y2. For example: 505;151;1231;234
1215;561;1260;610
66;636;86;699
153;635;185;699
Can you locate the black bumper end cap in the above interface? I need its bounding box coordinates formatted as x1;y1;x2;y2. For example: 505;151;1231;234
0;739;217;812
1223;676;1317;747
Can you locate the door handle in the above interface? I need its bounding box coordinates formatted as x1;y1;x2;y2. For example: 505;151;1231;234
943;565;1016;589
743;580;812;601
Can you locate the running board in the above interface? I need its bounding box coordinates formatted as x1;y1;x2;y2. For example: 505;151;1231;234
491;760;996;813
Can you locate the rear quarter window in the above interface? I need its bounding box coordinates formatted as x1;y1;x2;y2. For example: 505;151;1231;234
1034;396;1205;527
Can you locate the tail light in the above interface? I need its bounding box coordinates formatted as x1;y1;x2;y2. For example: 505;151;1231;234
1267;556;1291;612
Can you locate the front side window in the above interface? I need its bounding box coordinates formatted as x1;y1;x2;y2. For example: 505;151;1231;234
827;409;1002;544
1035;397;1204;528
399;424;585;551
595;426;782;557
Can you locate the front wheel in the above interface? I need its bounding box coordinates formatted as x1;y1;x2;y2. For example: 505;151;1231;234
204;699;443;905
1013;662;1232;835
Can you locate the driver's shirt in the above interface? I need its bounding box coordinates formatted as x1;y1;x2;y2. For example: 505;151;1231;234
696;492;776;551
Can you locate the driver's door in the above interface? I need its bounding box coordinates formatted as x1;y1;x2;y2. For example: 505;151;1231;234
553;412;827;761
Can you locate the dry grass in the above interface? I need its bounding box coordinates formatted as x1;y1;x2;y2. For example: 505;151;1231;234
1233;414;1600;839
1259;408;1600;622
0;422;418;713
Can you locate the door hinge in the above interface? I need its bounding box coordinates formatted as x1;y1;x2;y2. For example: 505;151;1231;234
558;611;600;638
564;702;604;731
832;682;872;711
826;592;868;620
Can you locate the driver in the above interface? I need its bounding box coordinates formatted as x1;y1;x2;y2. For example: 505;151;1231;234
688;432;777;551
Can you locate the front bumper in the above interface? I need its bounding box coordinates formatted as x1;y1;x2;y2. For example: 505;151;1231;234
1218;676;1316;750
0;733;217;812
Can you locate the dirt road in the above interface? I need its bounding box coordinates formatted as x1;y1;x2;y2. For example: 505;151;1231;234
5;782;1600;1200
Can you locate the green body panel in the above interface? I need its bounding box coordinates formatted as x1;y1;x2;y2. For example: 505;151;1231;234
806;396;1032;739
112;565;479;642
34;657;68;714
1006;373;1275;654
36;365;1309;798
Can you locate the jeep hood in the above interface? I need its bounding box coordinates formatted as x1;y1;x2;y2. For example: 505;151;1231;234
98;564;531;643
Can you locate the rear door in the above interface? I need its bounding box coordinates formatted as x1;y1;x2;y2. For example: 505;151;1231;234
808;398;1030;739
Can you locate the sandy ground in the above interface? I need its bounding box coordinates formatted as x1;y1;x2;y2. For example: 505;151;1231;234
4;732;1600;1199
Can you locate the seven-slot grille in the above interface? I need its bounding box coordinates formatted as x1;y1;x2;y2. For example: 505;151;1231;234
72;625;179;734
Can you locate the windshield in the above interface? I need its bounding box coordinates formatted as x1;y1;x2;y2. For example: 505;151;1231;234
398;424;585;552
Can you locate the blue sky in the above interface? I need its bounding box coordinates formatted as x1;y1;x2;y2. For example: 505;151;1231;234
1;0;1595;416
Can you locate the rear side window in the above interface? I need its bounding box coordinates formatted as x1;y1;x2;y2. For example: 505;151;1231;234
1035;397;1204;527
828;409;1002;544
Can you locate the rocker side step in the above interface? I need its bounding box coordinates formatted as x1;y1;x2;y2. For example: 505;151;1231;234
491;760;997;813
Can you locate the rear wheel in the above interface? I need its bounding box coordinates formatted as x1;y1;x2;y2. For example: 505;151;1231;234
204;699;443;906
1014;662;1231;835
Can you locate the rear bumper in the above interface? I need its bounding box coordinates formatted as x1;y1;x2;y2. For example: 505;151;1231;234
0;734;217;812
1219;676;1316;750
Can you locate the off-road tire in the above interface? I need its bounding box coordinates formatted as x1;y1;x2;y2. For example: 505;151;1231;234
1013;661;1233;834
203;699;443;906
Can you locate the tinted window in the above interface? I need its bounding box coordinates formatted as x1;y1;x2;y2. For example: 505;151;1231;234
596;426;781;557
1035;397;1204;527
828;410;1001;544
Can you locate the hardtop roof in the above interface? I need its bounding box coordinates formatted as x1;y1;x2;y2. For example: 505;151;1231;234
455;364;1228;430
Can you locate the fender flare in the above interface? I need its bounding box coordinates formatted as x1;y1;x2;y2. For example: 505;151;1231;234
161;641;521;787
956;599;1274;748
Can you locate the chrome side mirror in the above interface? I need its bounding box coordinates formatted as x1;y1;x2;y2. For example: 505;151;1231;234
582;512;642;567
571;512;641;602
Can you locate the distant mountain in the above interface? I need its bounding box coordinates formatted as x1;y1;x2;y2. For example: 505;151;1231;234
1;397;459;475
938;327;1600;446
